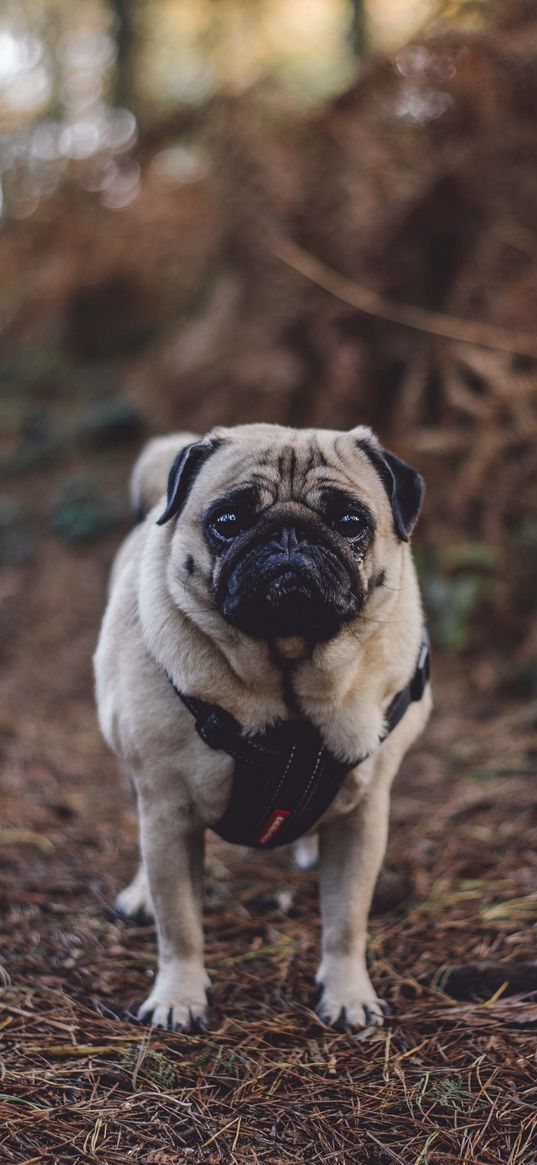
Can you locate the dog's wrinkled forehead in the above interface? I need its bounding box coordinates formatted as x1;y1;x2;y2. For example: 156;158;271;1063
157;423;424;542
207;426;381;509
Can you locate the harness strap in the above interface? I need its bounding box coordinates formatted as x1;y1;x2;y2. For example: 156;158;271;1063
167;628;430;849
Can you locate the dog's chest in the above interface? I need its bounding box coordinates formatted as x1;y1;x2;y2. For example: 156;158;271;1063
179;701;375;840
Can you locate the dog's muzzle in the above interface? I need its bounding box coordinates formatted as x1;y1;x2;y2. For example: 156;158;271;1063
214;517;364;641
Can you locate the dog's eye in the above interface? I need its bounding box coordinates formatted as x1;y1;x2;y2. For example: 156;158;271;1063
333;513;365;538
213;511;243;540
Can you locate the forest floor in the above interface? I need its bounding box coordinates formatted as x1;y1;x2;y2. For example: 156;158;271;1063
1;443;537;1165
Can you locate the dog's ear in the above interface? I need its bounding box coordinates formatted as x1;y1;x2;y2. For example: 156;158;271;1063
356;437;424;541
156;437;222;526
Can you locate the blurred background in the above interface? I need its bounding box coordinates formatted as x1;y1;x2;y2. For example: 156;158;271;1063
2;6;537;1160
1;0;536;684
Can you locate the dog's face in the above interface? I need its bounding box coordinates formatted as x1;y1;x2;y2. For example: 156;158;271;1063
157;424;424;644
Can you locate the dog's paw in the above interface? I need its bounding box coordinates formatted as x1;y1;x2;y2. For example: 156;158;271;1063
316;988;386;1030
137;964;211;1033
293;833;319;870
115;865;154;923
137;994;208;1033
315;962;386;1030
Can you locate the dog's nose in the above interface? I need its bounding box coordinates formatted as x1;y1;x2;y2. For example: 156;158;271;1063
269;526;301;555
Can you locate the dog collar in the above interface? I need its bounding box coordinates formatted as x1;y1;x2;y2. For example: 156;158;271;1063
167;629;430;850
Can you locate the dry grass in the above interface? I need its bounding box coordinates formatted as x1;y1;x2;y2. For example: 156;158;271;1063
1;567;537;1165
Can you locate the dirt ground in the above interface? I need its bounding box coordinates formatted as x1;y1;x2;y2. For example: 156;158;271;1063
1;445;537;1165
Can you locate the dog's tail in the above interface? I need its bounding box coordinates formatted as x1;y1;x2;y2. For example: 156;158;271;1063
130;433;199;520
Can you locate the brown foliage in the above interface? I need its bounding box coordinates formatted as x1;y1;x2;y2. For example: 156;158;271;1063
6;3;535;612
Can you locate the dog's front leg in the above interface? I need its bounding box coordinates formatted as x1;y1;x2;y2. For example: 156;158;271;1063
316;769;391;1029
136;786;209;1032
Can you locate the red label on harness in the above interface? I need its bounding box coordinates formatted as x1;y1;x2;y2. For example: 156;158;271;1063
256;809;290;846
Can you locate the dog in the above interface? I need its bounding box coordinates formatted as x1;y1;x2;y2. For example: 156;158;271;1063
94;423;431;1031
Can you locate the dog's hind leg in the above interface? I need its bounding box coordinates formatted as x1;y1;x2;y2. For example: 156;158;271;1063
115;862;154;923
115;769;155;922
293;833;319;870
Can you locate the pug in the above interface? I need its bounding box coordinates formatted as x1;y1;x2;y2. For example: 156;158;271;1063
94;423;431;1032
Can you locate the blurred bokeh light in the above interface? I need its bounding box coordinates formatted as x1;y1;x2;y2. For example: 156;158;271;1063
0;0;495;219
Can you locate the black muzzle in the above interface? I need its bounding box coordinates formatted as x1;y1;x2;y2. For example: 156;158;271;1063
214;509;364;641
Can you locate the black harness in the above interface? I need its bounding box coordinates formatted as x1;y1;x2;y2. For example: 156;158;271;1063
168;630;430;849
